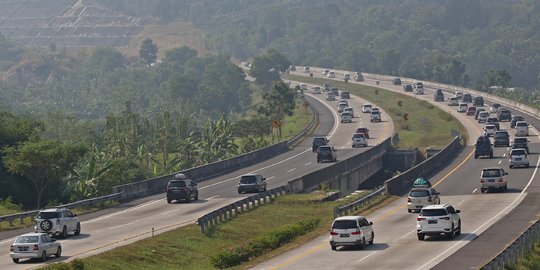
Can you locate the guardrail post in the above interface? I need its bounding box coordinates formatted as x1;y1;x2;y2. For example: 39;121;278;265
199;217;206;234
263;191;269;204
255;194;261;206
333;207;338;219
249;197;254;209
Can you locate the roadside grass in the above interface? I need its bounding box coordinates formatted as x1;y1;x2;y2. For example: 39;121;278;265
284;74;468;151
507;242;540;270
40;193;397;270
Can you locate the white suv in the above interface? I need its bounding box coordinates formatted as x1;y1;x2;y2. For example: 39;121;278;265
417;204;461;240
509;149;529;169
480;167;508;192
330;216;374;250
515;121;529;136
35;208;81;238
352;133;368;147
407;187;441;213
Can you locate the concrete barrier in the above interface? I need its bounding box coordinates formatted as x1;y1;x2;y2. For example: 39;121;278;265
384;136;462;195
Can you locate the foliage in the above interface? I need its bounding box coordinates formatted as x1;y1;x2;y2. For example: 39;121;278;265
249;48;290;86
139;39;159;66
258;81;296;139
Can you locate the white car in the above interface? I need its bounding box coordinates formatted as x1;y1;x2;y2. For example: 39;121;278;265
509;148;529;168
322;69;330;76
415;86;424;95
447;97;459;106
407;188;441;213
35;208;81;238
484;124;497;136
10;233;61;263
457;103;468;113
416;204;461;240
326;93;336;101
343;107;354;117
515;121;529;136
490;103;501;113
327;71;336;78
303;66;310;73
312;86;321;94
299;83;307;90
480;167;508;192
454;91;464;99
352;133;368;147
354;72;364;81
340;112;352;123
370;111;381;122
330;216;374;250
343;73;350;80
362;104;372;113
478;111;490;123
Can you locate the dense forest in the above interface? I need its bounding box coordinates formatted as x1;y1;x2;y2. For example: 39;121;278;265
99;0;540;97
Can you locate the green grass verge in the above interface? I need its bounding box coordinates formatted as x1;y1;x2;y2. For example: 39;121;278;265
284;74;468;150
507;241;540;270
39;193;397;270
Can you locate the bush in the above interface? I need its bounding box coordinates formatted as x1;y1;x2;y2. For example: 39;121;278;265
0;197;22;214
38;259;85;270
211;218;320;269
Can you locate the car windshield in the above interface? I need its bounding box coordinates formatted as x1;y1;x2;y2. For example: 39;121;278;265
364;105;372;108
486;126;495;130
15;236;39;244
482;169;501;178
420;209;447;216
372;112;380;115
495;132;508;138
168;181;186;188
493;104;500;108
332;220;358;229
37;212;60;219
512;150;527;156
240;176;257;184
313;138;326;145
318;147;332;153
353;134;364;139
410;190;430;197
516;122;528;127
357;128;367;132
514;138;527;144
479;112;489;117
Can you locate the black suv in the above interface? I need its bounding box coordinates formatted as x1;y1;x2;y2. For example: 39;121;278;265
166;174;198;203
512;137;530;153
486;117;500;130
462;93;472;103
317;145;337;163
473;96;484;107
312;137;329;152
474;136;493;159
434;89;444;102
238;174;267;193
341;91;350;99
403;84;413;92
511;115;524;128
494;130;510;147
498;109;512;122
393;78;402;85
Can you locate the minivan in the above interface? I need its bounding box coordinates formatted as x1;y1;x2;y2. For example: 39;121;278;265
480;167;508;192
515;121;529;136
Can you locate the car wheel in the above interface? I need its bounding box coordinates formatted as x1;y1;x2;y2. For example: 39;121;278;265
194;193;199;201
61;226;68;239
526;164;530;168
456;221;462;236
359;238;366;249
490;153;493;159
167;198;172;204
417;233;425;240
447;225;455;239
55;246;62;258
331;245;337;251
474;154;478;159
75;223;81;235
41;251;47;262
481;188;486;193
510;165;513;169
407;209;412;213
369;233;374;245
12;258;19;263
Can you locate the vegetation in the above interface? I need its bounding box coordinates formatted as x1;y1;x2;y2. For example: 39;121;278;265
37;193;395;270
507;241;540;270
285;74;468;149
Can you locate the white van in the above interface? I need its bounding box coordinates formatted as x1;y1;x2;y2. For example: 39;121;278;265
515;121;529;136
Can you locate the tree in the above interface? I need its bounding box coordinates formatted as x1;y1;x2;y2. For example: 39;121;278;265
257;81;296;139
485;70;512;88
2;139;87;208
249;49;290;87
139;39;159;66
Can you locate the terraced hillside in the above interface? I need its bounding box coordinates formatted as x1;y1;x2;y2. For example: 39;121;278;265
0;0;148;48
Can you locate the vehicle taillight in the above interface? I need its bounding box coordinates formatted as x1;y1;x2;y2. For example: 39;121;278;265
351;230;362;235
330;231;338;235
407;197;411;202
428;197;432;202
480;179;486;183
498;178;504;182
33;245;39;251
439;217;450;220
10;245;14;252
417;217;426;221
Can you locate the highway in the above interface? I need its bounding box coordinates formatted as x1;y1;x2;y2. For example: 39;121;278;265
0;81;394;269
250;68;540;270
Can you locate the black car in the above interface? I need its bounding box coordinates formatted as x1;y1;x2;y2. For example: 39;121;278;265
475;108;486;120
403;84;413;92
512;137;530;153
494;130;510;147
511;115;524;128
434;89;444;102
474;136;493;159
498;109;512;122
393;78;402;85
166;175;198;203
317;145;337;163
474;96;484;107
238;174;267;193
312;137;329;152
486;117;500;130
341;91;350;99
462;93;472;103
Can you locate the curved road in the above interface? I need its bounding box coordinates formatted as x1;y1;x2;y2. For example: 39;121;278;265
251;68;540;270
0;81;394;269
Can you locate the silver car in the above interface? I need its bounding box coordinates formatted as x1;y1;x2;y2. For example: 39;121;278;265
407;188;440;213
480;167;508;192
509;148;529;168
10;233;61;263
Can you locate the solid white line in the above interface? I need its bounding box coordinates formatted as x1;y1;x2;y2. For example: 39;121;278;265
287;168;296;173
356;252;377;262
418;128;540;270
400;230;416;239
472;188;478;194
305;162;313;166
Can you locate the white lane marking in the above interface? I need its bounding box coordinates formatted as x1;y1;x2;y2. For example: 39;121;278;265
400;230;416;239
206;195;219;200
503;153;506;157
305;162;313;166
418;128;540;269
161;208;181;215
356;252;377;262
506;147;510;150
287;168;296;173
84;199;162;224
457;199;466;206
267;176;276;181
109;222;134;230
0;237;16;244
472;188;478;194
498;160;502;164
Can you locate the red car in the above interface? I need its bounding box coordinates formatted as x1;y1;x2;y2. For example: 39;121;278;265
355;127;370;139
466;106;477;116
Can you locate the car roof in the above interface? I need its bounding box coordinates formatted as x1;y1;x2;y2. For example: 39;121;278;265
410;187;431;191
40;208;64;212
18;232;47;237
422;204;451;210
334;215;366;221
486;124;496;127
241;173;260;177
353;133;365;137
482;167;503;170
495;130;508;133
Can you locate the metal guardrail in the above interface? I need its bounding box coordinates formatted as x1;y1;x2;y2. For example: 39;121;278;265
481;219;540;269
0;193;122;227
333;186;385;218
287;100;318;148
196;186;287;234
